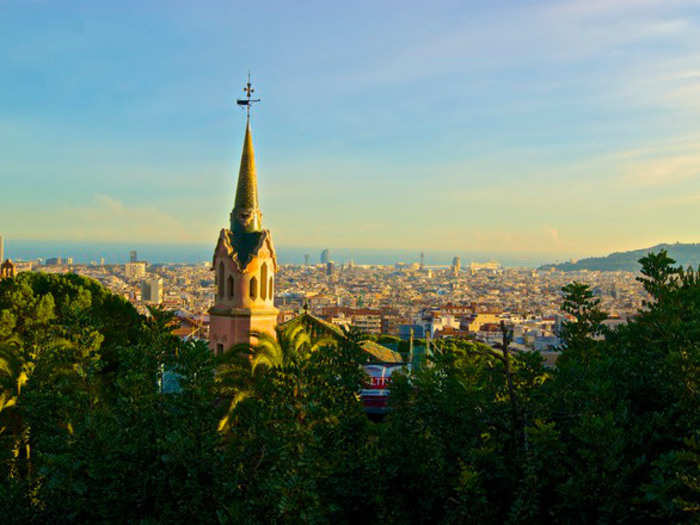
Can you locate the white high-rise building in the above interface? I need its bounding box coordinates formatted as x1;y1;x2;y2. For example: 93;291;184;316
141;277;163;304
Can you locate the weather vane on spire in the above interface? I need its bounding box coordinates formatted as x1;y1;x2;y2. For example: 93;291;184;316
236;72;261;118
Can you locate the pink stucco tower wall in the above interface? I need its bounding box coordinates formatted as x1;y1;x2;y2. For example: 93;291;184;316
208;117;278;354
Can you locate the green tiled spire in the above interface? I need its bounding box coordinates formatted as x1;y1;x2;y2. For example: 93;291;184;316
231;117;262;234
234;118;258;210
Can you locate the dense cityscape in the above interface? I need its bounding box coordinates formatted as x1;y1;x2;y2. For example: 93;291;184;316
4;240;646;359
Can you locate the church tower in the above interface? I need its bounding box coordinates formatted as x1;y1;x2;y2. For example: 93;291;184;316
209;78;278;354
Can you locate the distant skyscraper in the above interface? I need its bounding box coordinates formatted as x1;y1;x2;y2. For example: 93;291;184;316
130;250;138;263
304;254;310;266
451;256;461;276
66;257;74;265
321;249;330;264
99;257;105;266
46;257;62;266
420;252;425;270
326;261;335;276
141;277;163;304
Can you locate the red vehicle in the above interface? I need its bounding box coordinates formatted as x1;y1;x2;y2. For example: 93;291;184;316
360;364;409;414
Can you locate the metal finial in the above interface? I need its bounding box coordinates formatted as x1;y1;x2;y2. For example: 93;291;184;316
236;71;261;118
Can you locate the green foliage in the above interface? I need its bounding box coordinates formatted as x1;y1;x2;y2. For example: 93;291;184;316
559;281;608;352
545;250;700;522
216;322;378;523
0;262;698;523
378;339;551;524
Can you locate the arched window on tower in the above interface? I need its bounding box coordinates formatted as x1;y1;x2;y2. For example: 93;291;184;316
227;275;234;299
249;276;258;300
260;263;268;300
269;277;273;300
218;262;225;298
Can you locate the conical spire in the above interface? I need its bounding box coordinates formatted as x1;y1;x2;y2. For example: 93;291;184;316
235;118;258;210
231;117;262;233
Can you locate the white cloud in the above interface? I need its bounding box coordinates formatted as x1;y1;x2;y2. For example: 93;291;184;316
60;194;206;243
543;0;700;19
622;154;700;186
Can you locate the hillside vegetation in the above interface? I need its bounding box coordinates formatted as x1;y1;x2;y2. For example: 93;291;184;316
539;242;700;272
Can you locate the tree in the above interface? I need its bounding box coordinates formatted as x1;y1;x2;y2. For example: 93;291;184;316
559;281;607;356
378;338;550;524
543;251;700;522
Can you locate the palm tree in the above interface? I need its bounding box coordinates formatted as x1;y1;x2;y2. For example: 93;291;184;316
215;324;336;432
0;333;104;482
0;341;33;479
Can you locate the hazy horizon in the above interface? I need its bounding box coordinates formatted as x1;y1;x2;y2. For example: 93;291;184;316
3;237;694;268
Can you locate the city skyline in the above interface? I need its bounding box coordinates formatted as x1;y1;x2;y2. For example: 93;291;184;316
2;0;700;258
0;238;556;267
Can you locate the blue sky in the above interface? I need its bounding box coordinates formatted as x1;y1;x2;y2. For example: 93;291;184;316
2;0;700;259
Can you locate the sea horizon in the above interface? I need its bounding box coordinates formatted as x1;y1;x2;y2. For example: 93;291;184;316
2;239;568;268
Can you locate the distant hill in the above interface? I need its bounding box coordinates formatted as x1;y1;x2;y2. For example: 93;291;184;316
539;243;700;272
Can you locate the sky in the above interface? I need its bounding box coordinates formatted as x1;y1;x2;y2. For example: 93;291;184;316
2;0;700;261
